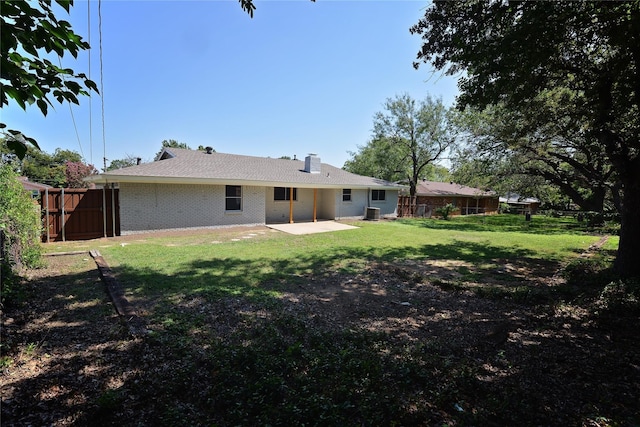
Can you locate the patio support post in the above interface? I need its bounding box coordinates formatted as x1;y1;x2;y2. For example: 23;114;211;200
313;188;317;222
111;184;116;237
289;186;294;224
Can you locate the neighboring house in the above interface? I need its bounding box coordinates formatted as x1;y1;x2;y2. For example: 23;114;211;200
399;180;499;217
499;193;541;214
86;148;404;234
18;176;52;198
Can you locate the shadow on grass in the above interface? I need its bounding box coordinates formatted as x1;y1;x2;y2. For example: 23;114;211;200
3;246;638;427
112;239;543;305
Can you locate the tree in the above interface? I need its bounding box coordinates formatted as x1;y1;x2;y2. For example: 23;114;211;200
411;2;640;278
1;0;98;158
452;104;615;212
155;140;191;159
106;155;142;171
344;137;407;182
21;147;83;187
344;136;452;183
367;93;455;197
65;160;98;188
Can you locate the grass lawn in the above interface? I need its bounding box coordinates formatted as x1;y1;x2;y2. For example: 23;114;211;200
96;215;605;301
7;215;637;426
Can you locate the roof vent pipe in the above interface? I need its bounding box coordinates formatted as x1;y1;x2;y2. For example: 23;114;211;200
205;146;213;154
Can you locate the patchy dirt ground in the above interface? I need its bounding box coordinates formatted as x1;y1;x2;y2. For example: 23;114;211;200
1;228;639;426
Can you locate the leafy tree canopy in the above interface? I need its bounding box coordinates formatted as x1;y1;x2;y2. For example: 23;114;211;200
1;0;98;158
1;139;88;187
65;160;98;188
347;93;456;197
106;155;142;171
451;104;615;212
411;1;640;277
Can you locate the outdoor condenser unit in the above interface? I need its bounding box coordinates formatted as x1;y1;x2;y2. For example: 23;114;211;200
365;207;380;220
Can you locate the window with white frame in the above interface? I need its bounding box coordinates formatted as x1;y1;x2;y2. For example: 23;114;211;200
342;189;352;202
225;185;242;211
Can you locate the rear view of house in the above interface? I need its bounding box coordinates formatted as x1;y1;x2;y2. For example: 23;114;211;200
87;148;403;234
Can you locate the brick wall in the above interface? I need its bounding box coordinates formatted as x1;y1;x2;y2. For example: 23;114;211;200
119;183;265;233
336;188;399;220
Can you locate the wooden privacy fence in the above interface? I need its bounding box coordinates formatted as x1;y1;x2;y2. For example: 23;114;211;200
397;196;418;217
40;188;120;242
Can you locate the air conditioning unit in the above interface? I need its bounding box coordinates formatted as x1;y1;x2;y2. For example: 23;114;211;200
365;207;380;221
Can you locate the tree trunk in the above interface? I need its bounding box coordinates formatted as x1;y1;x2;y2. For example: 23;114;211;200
614;167;640;278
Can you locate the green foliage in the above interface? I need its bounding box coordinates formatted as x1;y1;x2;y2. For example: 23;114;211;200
0;165;42;304
450;104;613;213
435;203;457;220
1;141;85;187
155;139;191;160
411;1;640;278
345;93;456;194
106;155;141;171
596;279;640;316
343;136;406;182
1;0;98;158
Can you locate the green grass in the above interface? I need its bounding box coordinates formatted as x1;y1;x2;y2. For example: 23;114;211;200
100;216;605;296
38;215;633;426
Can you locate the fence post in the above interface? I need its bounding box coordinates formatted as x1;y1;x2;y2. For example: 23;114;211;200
45;188;50;243
61;187;66;242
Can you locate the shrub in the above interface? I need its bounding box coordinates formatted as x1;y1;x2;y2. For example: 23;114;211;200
0;165;42;304
435;203;458;220
595;279;640;316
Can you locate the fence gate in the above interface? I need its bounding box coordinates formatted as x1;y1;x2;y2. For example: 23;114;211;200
41;188;120;242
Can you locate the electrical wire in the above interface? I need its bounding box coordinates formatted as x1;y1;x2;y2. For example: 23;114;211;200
99;0;107;172
58;57;85;160
87;0;93;165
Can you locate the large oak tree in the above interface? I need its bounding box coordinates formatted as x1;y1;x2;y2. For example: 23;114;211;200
412;1;640;278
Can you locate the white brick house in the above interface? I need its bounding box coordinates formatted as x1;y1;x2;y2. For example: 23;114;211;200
87;148;404;234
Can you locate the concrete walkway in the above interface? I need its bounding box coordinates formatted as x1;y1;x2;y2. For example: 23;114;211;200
267;221;359;235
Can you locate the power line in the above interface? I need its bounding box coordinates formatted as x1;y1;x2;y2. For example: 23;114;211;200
99;0;107;172
58;57;85;160
87;0;93;165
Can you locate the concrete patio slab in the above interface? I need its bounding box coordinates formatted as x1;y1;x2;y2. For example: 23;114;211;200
267;221;359;235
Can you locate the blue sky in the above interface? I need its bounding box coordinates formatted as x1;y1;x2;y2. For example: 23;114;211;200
3;0;459;169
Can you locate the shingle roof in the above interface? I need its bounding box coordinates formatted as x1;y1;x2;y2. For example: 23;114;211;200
88;148;404;190
413;180;496;197
18;176;53;191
